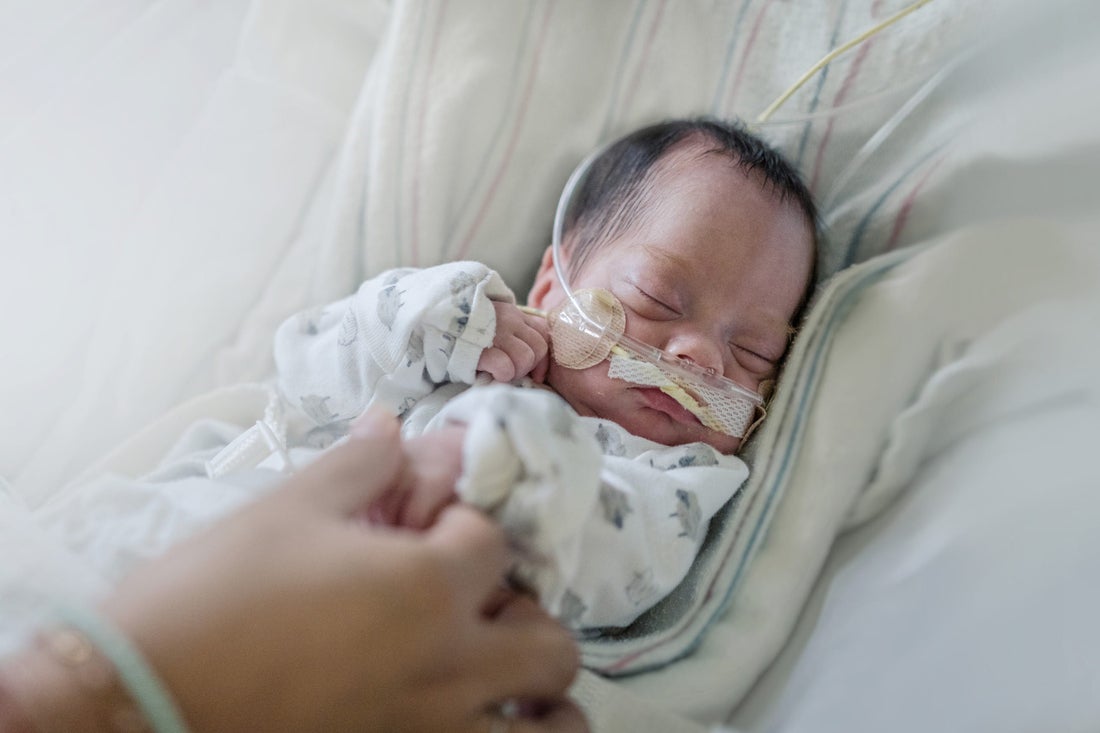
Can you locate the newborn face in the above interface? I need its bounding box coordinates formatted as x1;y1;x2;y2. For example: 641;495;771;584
528;142;814;454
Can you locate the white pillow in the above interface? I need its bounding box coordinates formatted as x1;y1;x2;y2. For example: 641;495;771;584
332;0;977;292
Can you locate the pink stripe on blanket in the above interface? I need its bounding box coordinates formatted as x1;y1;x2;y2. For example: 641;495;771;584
455;0;556;261
710;0;755;114
793;0;853;168
725;0;777;114
598;0;650;138
887;152;946;250
617;0;668;118
808;38;875;194
807;0;893;192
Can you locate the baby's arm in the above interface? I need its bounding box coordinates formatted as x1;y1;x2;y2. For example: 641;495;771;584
430;383;747;630
274;262;514;425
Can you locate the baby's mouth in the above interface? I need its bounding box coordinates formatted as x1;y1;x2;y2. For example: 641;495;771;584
634;387;703;427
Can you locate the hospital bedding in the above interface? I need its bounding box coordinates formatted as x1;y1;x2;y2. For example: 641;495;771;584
3;1;1100;731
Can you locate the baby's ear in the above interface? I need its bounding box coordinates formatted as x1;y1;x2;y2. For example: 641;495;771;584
526;245;558;309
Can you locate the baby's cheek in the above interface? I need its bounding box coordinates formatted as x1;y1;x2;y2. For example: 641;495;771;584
622;320;667;352
544;362;603;418
724;361;773;394
704;430;742;456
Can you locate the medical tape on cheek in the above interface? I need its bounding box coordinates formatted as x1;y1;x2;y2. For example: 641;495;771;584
606;351;758;438
527;289;764;439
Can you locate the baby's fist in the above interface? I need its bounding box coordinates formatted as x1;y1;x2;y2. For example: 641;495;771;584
478;302;549;383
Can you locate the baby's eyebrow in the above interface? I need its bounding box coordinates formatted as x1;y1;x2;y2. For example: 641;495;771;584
638;243;691;275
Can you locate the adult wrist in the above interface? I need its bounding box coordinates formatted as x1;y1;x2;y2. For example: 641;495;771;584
0;658;40;733
0;629;134;733
0;610;190;733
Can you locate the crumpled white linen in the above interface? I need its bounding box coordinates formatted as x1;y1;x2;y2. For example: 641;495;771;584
574;219;1100;726
2;0;387;501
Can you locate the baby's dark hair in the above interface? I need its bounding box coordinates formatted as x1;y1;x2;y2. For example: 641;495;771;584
562;117;819;287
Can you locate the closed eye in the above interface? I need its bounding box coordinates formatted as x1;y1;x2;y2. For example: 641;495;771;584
624;285;680;321
731;343;778;373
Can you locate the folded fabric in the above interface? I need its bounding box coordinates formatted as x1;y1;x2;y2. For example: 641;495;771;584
581;217;1100;725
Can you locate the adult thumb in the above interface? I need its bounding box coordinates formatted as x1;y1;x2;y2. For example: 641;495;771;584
284;407;404;515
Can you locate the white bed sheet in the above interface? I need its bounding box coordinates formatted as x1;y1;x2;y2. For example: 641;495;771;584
0;0;979;496
731;378;1100;733
0;0;387;501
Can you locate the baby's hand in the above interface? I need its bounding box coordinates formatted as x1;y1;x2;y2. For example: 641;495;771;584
478;301;550;383
365;425;465;530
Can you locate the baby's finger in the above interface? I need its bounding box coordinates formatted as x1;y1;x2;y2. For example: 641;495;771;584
531;353;550;384
516;321;550;366
399;482;457;530
478;348;517;382
521;310;551;342
496;334;537;380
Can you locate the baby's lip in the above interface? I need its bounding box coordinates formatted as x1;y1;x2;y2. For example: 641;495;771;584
634;387;702;427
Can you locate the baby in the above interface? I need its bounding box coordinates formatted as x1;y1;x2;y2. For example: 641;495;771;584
273;118;817;630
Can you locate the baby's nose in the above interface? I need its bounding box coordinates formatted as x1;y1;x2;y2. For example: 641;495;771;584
664;331;724;376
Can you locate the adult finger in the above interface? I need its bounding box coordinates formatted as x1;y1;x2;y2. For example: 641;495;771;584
426;504;512;603
281;407;404;515
492;592;554;623
478;698;589;733
511;700;590;733
476;596;581;702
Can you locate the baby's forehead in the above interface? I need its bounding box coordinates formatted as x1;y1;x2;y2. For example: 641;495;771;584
566;129;816;286
641;141;814;234
606;144;814;273
646;139;762;192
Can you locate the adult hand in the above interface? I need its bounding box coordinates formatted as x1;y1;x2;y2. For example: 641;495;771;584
102;409;586;733
366;423;465;530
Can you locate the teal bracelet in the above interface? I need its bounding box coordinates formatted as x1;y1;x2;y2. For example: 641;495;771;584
54;605;190;733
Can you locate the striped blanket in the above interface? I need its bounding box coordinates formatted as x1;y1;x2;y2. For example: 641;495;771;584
574;217;1100;725
319;0;977;295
